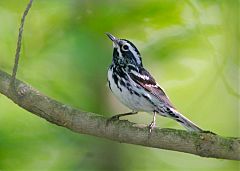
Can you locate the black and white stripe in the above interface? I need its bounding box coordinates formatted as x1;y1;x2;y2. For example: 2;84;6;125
106;33;203;132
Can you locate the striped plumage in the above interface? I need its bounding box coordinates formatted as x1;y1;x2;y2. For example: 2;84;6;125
106;33;202;132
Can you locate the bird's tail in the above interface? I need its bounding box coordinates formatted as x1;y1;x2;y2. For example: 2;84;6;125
165;108;203;132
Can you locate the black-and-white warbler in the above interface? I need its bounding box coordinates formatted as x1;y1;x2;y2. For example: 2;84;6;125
106;33;202;132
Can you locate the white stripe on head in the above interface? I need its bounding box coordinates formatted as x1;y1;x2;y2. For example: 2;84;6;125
128;44;142;65
117;48;123;58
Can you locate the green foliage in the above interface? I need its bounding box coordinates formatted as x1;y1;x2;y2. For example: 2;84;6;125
0;0;239;170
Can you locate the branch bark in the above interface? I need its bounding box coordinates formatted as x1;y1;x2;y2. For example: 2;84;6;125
0;69;239;160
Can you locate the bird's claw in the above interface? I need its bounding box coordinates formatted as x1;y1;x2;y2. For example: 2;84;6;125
106;115;120;126
148;121;155;133
201;130;217;135
109;115;120;121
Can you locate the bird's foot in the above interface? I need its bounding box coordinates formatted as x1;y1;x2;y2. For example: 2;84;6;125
148;121;155;133
106;114;121;126
108;115;120;121
106;111;137;125
201;130;217;135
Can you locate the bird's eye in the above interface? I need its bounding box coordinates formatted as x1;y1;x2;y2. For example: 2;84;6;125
122;44;129;51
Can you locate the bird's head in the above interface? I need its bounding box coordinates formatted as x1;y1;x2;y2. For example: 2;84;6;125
106;33;142;67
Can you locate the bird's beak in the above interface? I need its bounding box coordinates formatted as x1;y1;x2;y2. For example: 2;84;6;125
106;32;119;47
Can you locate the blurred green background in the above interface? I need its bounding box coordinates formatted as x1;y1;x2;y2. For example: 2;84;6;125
0;0;239;170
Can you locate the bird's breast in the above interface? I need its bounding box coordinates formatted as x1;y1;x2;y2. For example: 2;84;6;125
107;67;154;112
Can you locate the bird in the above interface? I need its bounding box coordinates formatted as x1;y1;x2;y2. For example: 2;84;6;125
106;33;203;133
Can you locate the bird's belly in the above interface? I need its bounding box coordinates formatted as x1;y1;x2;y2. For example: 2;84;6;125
108;70;154;112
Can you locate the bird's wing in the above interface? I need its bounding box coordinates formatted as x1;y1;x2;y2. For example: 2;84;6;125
128;67;175;109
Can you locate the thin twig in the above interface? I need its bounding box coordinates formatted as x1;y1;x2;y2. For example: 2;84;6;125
10;0;34;86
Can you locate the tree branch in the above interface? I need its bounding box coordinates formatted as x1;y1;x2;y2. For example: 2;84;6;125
0;69;239;161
